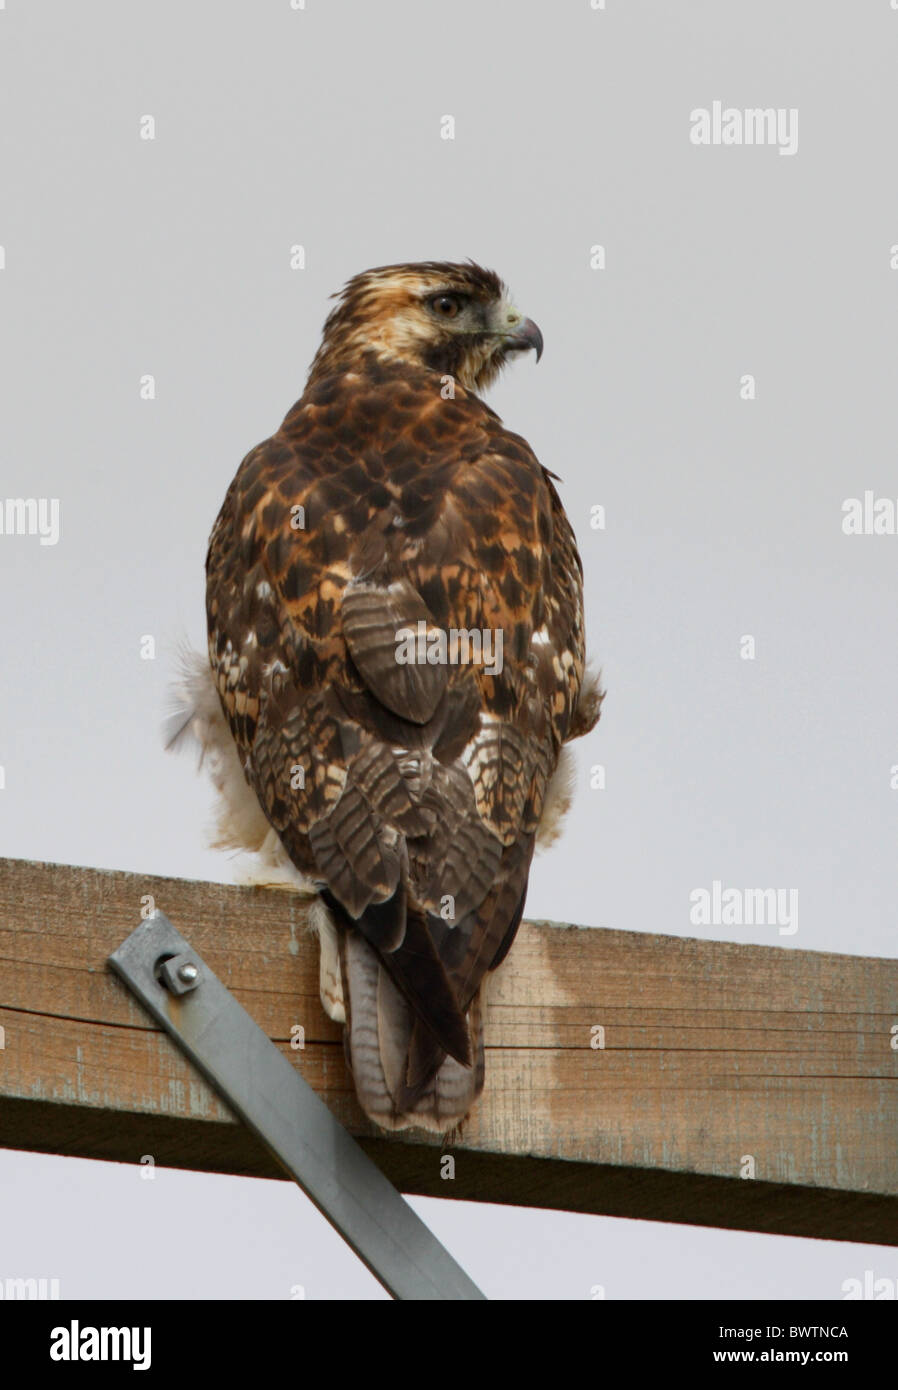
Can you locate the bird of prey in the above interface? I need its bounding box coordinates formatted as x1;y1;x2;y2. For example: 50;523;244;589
174;260;602;1133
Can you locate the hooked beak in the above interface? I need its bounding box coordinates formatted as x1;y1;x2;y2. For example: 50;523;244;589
504;317;544;362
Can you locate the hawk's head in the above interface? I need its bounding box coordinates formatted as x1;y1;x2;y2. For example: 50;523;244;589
308;260;543;395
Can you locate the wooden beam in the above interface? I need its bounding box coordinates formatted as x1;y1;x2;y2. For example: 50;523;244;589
0;856;895;1244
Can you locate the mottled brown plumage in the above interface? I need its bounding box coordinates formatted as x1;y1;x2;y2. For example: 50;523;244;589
203;260;602;1130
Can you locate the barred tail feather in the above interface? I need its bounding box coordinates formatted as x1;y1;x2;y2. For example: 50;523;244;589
341;931;484;1133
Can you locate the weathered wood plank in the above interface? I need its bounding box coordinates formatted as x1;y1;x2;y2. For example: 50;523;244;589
1;857;896;1243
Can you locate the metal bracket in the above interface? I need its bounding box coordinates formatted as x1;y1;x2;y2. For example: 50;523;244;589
108;911;485;1301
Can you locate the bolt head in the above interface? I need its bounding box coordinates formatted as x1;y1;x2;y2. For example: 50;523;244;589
178;962;199;984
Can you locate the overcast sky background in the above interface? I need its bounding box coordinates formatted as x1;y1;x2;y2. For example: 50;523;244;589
1;0;896;1298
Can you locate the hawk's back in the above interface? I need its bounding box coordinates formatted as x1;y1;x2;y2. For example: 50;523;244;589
205;356;599;1130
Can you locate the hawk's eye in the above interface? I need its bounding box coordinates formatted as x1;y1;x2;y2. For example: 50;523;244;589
431;293;462;319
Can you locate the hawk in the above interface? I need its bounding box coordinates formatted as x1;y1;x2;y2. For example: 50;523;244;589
173;261;602;1133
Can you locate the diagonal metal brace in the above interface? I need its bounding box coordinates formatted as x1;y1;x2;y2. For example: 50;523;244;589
108;912;485;1301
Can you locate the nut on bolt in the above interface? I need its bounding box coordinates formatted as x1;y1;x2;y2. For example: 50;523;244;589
158;952;202;996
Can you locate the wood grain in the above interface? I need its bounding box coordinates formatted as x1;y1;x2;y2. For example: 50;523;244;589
1;856;896;1243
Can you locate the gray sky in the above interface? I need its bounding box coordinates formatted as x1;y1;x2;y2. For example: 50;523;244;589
1;0;895;1298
